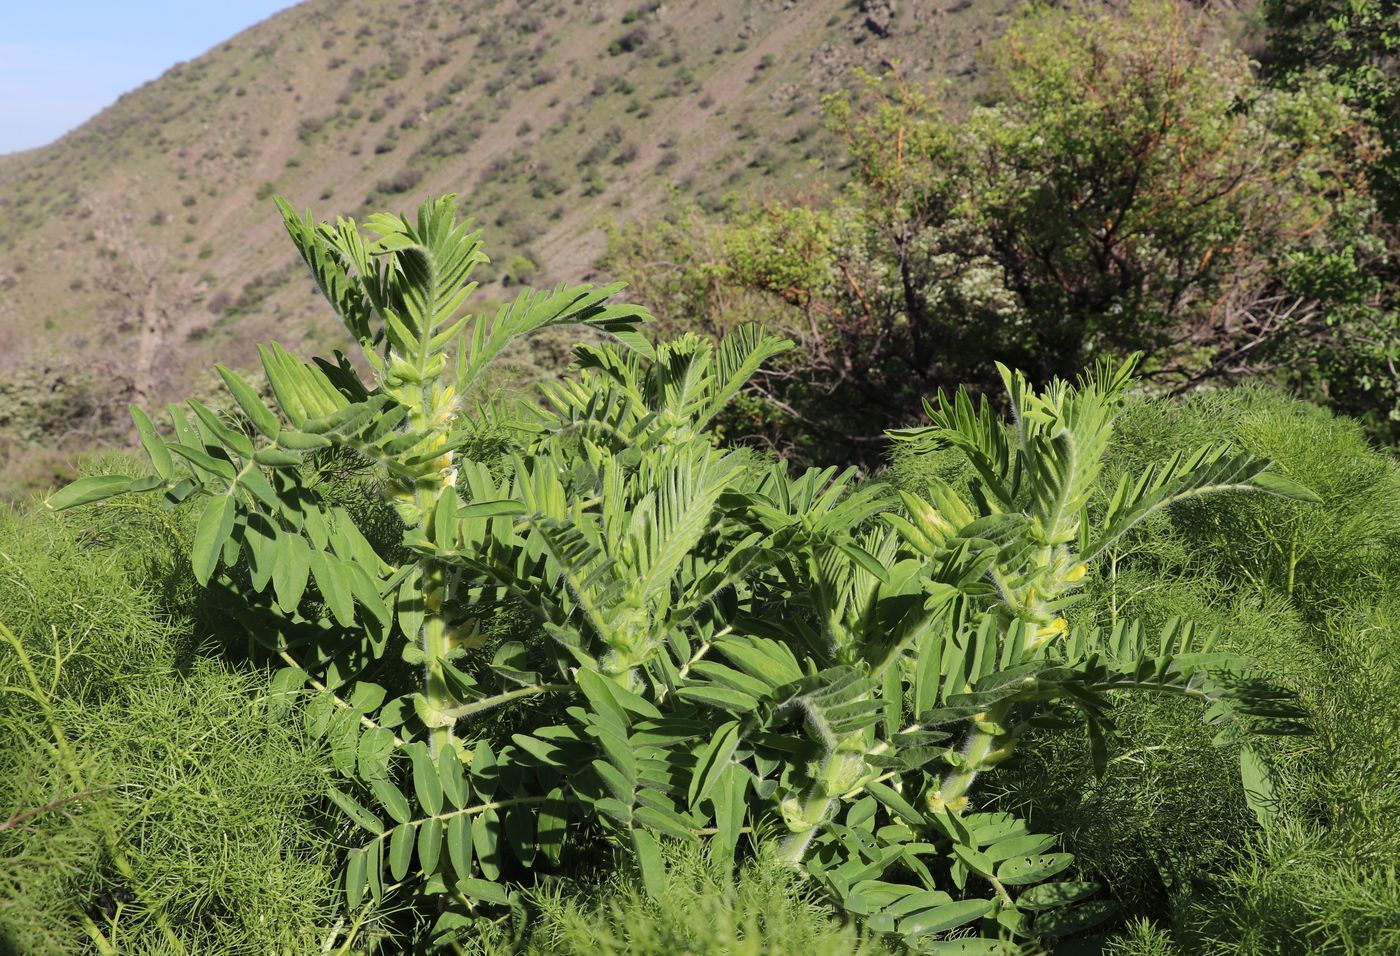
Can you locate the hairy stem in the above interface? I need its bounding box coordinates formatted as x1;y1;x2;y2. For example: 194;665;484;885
421;559;455;757
932;699;1017;814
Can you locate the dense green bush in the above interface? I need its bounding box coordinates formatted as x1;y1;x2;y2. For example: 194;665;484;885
0;461;344;954
39;189;1326;955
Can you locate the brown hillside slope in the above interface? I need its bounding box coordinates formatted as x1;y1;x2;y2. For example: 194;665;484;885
0;0;1016;493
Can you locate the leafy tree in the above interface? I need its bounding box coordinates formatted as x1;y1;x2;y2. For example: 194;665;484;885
1260;0;1400;440
46;195;1316;952
604;0;1395;460
1262;0;1400;214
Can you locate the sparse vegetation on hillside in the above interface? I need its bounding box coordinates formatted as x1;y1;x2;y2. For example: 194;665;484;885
0;0;1001;498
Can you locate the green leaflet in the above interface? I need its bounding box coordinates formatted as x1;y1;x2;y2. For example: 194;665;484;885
45;474;134;511
216;364;281;438
1240;744;1282;828
995;853;1075;886
328;788;383;835
131;405;174;479
689;720;740;809
191;495;236;585
633;828;666;898
409;742;444;816
309;549;355;626
416;819;443;877
388;824;415;881
899;898;994;936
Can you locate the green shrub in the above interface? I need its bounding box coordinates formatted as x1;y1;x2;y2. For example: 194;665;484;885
968;388;1400;951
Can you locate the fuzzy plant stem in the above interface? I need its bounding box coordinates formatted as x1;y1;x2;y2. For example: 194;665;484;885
774;748;868;865
404;373;461;758
931;699;1017;814
420;558;456;757
775;792;831;865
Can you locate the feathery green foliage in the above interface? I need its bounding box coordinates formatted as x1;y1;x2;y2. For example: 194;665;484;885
0;475;343;954
469;841;900;956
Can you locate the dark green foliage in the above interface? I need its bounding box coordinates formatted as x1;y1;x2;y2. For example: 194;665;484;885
603;0;1397;460
1263;0;1400;215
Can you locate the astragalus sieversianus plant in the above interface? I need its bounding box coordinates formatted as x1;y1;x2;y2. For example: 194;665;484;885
47;196;1316;953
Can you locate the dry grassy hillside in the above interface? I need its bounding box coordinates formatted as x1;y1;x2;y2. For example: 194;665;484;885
0;0;1017;494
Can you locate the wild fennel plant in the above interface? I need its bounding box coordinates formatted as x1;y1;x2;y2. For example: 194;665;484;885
48;196;1316;952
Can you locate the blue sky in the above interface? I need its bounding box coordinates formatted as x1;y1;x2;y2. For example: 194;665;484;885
0;2;294;154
